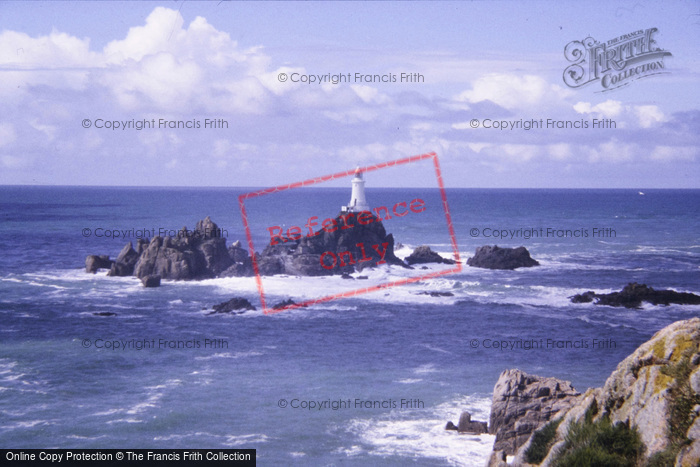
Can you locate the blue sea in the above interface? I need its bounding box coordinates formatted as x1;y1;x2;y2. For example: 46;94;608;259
0;186;699;466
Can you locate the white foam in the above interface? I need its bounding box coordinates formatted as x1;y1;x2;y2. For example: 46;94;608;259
194;350;263;361
343;394;494;466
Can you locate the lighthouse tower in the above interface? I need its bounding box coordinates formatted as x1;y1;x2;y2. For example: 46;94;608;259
342;167;370;213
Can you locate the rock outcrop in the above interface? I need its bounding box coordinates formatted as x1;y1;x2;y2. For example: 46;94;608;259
446;411;488;434
85;255;113;273
404;245;456;265
258;211;406;276
86;214;407;280
489;369;580;456
488;318;700;466
131;217;234;280
570;282;700;308
467;245;539;270
458;411;488;434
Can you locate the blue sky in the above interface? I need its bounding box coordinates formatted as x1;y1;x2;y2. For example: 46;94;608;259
0;1;698;187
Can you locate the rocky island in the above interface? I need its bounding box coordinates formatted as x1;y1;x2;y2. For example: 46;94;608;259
84;170;456;285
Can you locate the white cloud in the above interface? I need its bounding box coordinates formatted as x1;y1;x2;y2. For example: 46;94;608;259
635;105;666;128
455;74;571;110
573;100;623;118
648;146;696;161
547;143;572;161
0;123;17;148
574;101;666;129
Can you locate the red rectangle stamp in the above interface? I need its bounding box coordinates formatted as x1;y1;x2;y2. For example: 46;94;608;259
238;152;461;314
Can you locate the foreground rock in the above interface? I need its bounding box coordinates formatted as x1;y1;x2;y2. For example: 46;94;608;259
489;369;580;457
405;245;455;265
487;318;700;466
571;282;700;308
467;245;539;270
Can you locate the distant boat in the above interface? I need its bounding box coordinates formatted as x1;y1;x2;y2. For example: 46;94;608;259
638;191;645;195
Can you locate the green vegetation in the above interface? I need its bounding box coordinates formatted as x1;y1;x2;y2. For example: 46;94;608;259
552;416;644;467
655;343;700;463
524;418;562;464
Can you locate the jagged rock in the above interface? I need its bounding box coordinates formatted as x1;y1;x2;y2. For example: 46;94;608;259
209;297;256;314
141;274;161;288
517;318;700;466
85;255;112;273
445;421;459;431
108;242;140;276
467;245;539;270
405;245;455;265
489;369;580;455
487;450;508;467
341;273;354;280
261;212;406;276
458;411;488;434
570;282;700;308
130;217;234;280
86;213;408;280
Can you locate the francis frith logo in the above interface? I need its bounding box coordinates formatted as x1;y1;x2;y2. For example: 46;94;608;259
563;28;672;91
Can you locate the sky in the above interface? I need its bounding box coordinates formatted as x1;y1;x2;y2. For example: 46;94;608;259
0;1;698;188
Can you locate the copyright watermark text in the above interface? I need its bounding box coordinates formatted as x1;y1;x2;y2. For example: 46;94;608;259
82;118;229;130
464;118;616;130
469;227;616;239
81;338;229;350
277;397;424;410
277;72;424;84
81;227;228;239
470;338;617;351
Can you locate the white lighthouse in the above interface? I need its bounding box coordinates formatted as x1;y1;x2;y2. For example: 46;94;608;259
342;167;370;213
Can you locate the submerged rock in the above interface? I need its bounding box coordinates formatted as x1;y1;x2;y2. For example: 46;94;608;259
467;245;539;270
272;299;307;310
209;297;256;314
570;282;700;308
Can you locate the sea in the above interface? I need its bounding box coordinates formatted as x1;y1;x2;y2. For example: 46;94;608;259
0;186;698;466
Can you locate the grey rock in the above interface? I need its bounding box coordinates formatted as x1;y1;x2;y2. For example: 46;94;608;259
570;282;700;308
467;245;539;270
457;411;488;434
445;421;458;431
405;245;455;265
108;242;139;276
489;369;580;455
209;297;256;314
85;255;112;273
141;274;161;288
